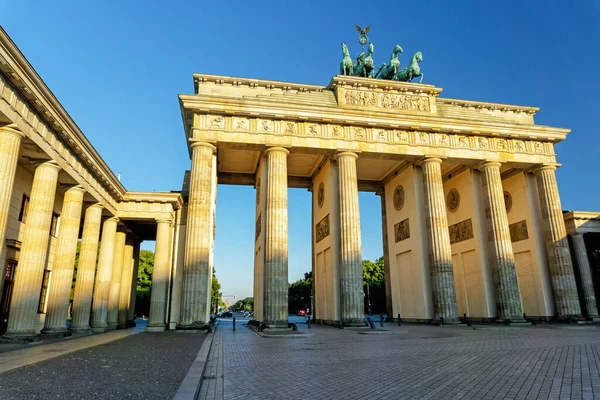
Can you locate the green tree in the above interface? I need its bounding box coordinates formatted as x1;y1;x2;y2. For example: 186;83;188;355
211;268;222;313
363;256;386;314
288;272;312;314
232;297;254;312
135;249;154;316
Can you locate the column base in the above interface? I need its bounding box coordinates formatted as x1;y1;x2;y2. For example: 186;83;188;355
107;323;118;331
117;323;127;329
126;320;137;328
177;321;209;330
68;327;92;336
2;330;40;342
91;325;109;333
342;318;367;328
40;327;70;337
145;324;166;332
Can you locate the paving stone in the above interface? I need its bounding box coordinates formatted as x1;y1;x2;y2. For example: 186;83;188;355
0;332;204;399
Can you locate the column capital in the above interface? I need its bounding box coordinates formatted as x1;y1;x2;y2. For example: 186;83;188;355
332;151;358;160
0;124;25;138
264;146;290;156
571;231;584;238
533;163;560;173
36;160;62;172
189;141;216;152
87;202;104;211
375;187;385;196
156;217;173;225
106;216;120;223
64;185;86;195
476;161;503;171
417;157;443;167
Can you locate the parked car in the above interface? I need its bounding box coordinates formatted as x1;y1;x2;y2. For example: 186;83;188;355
221;311;233;318
298;310;306;316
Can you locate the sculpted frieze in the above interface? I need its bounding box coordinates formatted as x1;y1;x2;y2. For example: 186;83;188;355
316;214;330;243
509;220;528;242
342;89;431;112
198;115;553;156
394;218;410;242
449;218;474;244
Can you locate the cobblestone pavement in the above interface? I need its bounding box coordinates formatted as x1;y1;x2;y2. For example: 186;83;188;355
0;331;205;399
209;321;600;400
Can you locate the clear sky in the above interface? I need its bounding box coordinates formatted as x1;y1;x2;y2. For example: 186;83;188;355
2;1;599;299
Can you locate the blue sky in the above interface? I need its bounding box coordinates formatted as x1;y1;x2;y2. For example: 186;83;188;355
2;1;599;299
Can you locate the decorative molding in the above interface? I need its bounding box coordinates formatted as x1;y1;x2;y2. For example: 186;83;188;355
341;89;430;113
446;189;460;213
504;191;512;213
394;218;410;242
393;185;405;211
255;213;261;241
509;220;528;242
316;214;330;243
449;218;474;244
317;182;324;208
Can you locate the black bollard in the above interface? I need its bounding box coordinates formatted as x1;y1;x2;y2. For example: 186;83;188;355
379;313;384;327
439;316;445;327
397;313;402;326
233;317;236;331
307;316;311;329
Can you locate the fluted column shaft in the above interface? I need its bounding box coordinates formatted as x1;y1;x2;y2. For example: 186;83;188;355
42;186;86;334
179;142;216;328
377;188;393;318
126;241;141;327
263;147;289;328
5;161;61;337
479;162;525;321
107;231;126;329
421;158;458;322
335;151;364;326
118;239;134;328
91;217;119;332
148;219;172;330
571;233;598;317
70;204;103;333
535;165;581;317
0;126;25;268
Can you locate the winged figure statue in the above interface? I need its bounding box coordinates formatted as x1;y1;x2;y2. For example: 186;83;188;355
355;24;371;46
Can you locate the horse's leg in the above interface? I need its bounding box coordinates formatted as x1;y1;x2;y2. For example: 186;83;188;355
419;73;423;83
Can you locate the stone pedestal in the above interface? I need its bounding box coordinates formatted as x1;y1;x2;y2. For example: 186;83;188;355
571;233;599;318
0;126;24;266
118;239;134;328
107;231;126;330
263;147;289;328
535;165;582;318
147;219;172;331
41;186;86;335
126;241;141;327
420;157;458;322
91;217;119;333
4;161;61;338
479;162;525;322
178;142;215;329
69;203;103;334
335;151;364;326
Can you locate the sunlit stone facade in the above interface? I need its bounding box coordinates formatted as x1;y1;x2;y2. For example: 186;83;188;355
1;26;599;340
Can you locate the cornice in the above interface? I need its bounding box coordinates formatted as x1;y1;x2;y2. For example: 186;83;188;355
563;211;600;221
193;73;326;94
122;191;183;210
0;27;126;199
439;98;539;116
328;75;443;97
179;94;570;141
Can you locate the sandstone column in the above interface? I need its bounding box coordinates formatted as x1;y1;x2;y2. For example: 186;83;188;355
571;233;599;318
0;125;24;265
4;160;61;338
535;165;581;318
377;187;393;320
118;238;134;328
334;151;364;326
91;217;119;333
179;142;215;328
147;218;172;331
41;186;86;334
479;162;525;322
69;203;103;333
107;231;126;330
126;240;141;327
420;157;458;322
263;147;289;328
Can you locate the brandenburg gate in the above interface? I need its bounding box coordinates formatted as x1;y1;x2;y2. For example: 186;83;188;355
0;26;598;339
